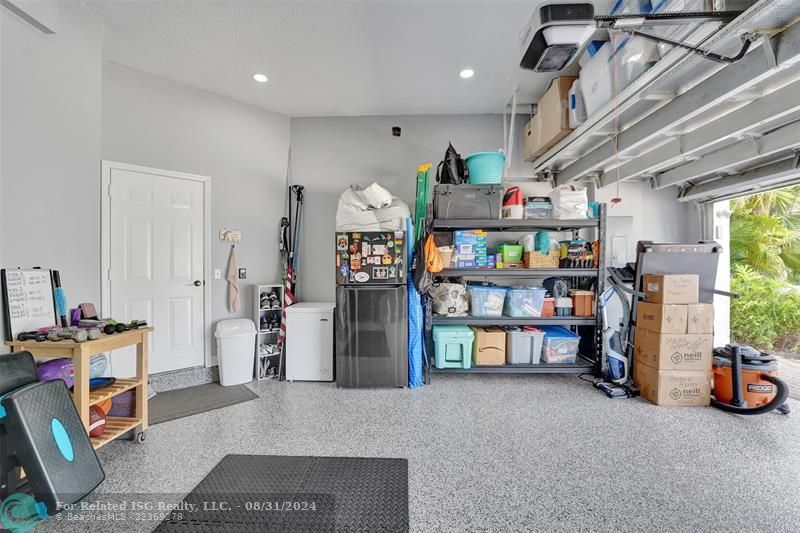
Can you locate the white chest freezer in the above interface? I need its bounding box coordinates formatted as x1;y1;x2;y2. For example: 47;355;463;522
285;302;335;381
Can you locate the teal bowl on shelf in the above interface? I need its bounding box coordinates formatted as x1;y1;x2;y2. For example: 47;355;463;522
466;151;505;184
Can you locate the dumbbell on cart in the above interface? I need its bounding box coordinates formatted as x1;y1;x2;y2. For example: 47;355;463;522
41;326;101;343
17;331;47;342
103;319;148;335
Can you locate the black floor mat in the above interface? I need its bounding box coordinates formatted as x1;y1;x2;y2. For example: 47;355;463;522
154;454;408;533
149;383;258;425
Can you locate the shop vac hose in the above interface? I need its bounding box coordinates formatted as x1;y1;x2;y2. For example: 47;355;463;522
711;374;790;415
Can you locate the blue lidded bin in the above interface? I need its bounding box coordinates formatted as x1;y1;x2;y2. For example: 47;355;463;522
539;326;580;364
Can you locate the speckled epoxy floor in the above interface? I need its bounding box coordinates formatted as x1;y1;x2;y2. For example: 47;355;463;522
35;374;800;532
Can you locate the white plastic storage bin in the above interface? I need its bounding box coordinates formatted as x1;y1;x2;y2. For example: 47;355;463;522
505;327;545;364
285;302;335;382
578;40;607;69
568;79;587;129
650;0;707;56
215;319;257;386
610;31;660;89
579;41;614;119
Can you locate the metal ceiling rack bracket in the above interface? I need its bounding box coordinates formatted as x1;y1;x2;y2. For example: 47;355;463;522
594;11;744;29
595;12;755;64
622;28;757;64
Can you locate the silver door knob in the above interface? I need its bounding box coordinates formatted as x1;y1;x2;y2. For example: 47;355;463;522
193;280;202;287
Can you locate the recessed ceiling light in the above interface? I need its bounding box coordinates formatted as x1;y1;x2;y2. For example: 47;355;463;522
252;73;268;83
459;68;475;79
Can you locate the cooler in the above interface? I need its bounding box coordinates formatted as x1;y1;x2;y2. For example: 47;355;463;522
432;325;474;369
433;184;502;220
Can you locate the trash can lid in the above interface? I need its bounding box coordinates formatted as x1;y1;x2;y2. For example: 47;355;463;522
215;319;256;337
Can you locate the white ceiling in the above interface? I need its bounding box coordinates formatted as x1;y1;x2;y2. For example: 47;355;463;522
85;0;614;117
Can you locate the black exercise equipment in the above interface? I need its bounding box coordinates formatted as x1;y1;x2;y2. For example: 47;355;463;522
0;351;104;522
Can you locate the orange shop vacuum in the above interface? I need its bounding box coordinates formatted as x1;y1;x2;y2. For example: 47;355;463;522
712;344;791;415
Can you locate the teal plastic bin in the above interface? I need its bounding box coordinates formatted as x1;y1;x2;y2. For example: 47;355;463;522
433;325;475;369
466;152;506;184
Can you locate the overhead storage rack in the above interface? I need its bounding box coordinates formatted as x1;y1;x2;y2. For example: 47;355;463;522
527;0;800;203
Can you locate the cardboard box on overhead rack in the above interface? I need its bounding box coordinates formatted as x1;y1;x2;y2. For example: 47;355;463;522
642;274;699;304
633;364;711;407
523;77;576;161
636;302;688;334
687;304;714;334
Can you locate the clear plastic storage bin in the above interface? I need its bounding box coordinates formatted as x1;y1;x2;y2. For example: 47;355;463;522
540;326;580;364
524;197;553;219
503;287;546;318
467;285;507;317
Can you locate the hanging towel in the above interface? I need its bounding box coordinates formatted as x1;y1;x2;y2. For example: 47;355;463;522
226;246;240;313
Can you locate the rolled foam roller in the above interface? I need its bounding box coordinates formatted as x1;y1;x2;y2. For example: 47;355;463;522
53;270;68;327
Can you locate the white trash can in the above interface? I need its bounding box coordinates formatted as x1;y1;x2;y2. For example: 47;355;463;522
214;319;257;386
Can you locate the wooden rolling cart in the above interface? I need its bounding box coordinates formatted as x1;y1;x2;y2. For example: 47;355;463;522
5;327;152;449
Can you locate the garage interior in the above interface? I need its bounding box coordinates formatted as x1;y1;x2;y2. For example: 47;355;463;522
2;1;800;532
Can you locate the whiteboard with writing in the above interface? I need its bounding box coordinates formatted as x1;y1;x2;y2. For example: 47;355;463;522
1;269;57;341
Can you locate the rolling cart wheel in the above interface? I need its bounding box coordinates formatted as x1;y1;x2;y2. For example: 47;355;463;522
777;403;791;415
136;432;146;443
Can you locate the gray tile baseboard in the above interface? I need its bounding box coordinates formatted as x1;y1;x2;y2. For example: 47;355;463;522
149;365;219;393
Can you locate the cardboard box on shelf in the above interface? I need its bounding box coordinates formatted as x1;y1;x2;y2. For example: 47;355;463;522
469;326;506;366
570;290;595;317
636;302;688;334
523;77;576;161
634;329;712;371
642;274;699;304
633;364;711;407
687;303;714;334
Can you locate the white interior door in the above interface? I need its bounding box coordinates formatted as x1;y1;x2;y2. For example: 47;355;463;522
108;167;205;376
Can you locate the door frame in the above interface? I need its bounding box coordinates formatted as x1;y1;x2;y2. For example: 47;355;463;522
100;160;213;368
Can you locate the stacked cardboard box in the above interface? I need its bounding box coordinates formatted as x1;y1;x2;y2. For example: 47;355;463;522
454;230;494;269
633;274;715;407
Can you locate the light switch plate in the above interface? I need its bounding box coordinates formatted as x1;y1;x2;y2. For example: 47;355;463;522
214;269;222;280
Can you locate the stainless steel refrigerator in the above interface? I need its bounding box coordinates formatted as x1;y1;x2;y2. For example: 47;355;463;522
335;231;408;388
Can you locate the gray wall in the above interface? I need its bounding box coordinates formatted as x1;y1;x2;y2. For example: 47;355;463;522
289;115;700;302
595;180;698;267
290;114;512;302
1;1;103;350
101;63;291;356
